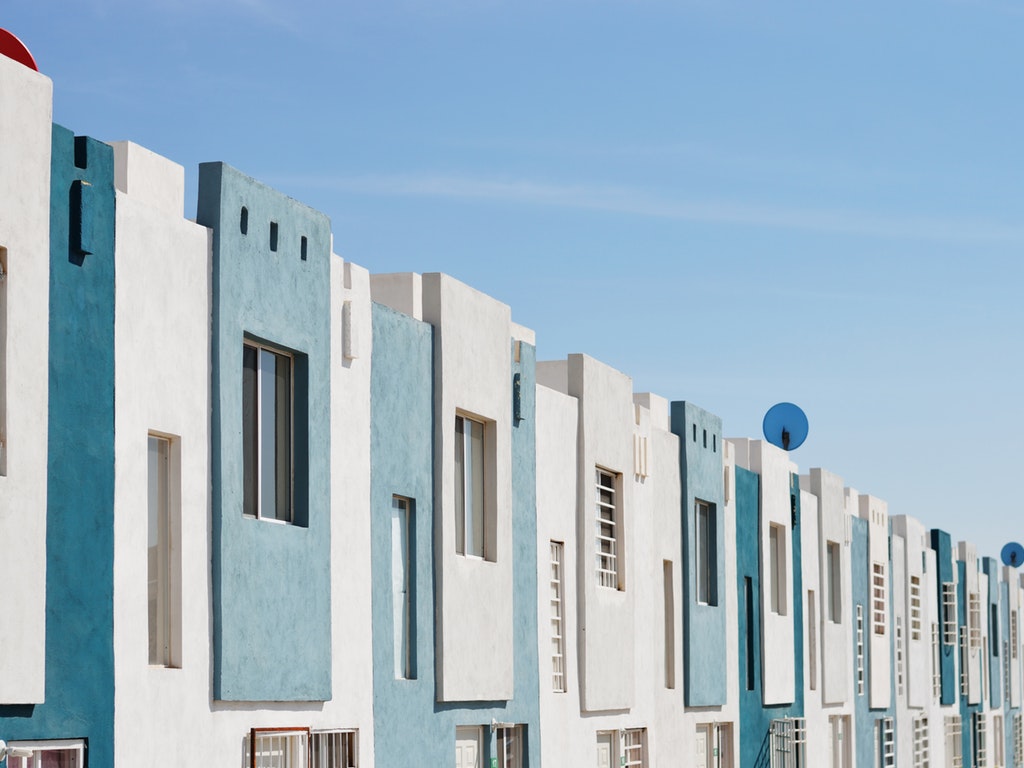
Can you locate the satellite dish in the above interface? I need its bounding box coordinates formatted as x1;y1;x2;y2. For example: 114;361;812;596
1001;542;1024;568
0;29;39;72
762;402;809;451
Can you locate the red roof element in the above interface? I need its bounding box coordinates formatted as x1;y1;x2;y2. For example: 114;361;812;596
0;29;39;72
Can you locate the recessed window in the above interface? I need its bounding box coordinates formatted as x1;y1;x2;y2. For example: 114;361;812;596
240;206;248;234
872;562;886;635
664;559;675;689
622;728;647;768
692;424;696;442
969;591;982;650
243;341;294;522
300;236;308;261
454;414;489;558
246;728;309;768
392;495;415;680
497;725;524;768
942;582;957;645
769;523;787;615
269;221;279;252
856;605;865;695
910;574;922;641
808;590;817;691
148;433;181;667
695;500;717;605
6;740;86;768
596;468;622;589
826;541;841;623
551;541;566;693
312;729;358;768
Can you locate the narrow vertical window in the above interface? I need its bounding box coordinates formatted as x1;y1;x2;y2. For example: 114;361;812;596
975;712;987;768
270;221;279;251
595;468;620;589
769;524;787;615
1012;609;1019;659
897;616;904;697
240;206;248;234
148;434;179;667
827;540;841;622
913;717;929;768
910;574;922;641
243;342;293;522
454;414;485;557
745;576;755;691
872;562;886;635
497;725;523;768
300;235;308;261
932;622;941;699
943;582;957;645
551;541;566;692
664;559;675;689
695;500;716;605
622;728;647;768
945;716;963;768
392;496;414;679
808;590;817;691
856;604;865;695
969;592;982;650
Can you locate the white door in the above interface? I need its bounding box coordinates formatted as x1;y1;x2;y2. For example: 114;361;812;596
597;731;614;768
456;726;481;768
696;726;709;768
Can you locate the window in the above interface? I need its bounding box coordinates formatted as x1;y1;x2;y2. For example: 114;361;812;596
270;221;279;251
0;246;6;476
312;730;358;768
913;716;929;768
246;728;310;768
664;559;675;689
5;741;85;768
392;496;414;680
969;592;982;651
856;605;865;695
551;541;566;693
826;541;841;623
455;414;487;558
876;718;895;768
910;574;922;641
769;524;787;615
975;713;988;768
745;576;755;691
871;562;886;635
496;726;523;768
942;582;957;646
1014;713;1022;766
243;341;294;522
240;206;248;234
595;468;621;589
622;728;646;768
992;605;1000;656
945;716;963;768
148;434;180;667
933;622;941;699
1012;610;1019;659
993;715;1004;768
769;718;805;768
808;591;817;691
897;617;904;698
960;626;969;697
695;500;716;605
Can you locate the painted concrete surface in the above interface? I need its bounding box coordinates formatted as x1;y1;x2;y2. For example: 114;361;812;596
0;51;51;705
198;162;333;702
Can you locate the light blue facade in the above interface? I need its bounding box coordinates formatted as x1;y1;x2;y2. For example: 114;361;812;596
197;163;333;702
0;127;117;766
369;303;541;767
735;467;804;768
670;401;727;707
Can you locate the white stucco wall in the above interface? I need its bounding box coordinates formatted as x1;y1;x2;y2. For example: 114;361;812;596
859;494;891;711
959;541;982;706
892;516;931;711
422;273;515;702
0;54;52;705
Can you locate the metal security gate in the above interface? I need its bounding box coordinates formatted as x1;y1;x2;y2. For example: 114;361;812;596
769;718;806;768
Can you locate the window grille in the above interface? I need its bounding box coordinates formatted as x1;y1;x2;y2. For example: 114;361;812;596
943;582;957;646
969;592;982;651
245;728;310;768
880;717;895;768
932;622;941;699
595;469;619;588
910;574;922;641
1013;713;1022;765
622;728;646;768
1013;609;1019;660
913;716;929;768
872;562;886;635
769;718;805;768
975;712;987;768
856;605;865;695
550;541;566;692
311;730;357;768
960;625;969;697
897;616;905;698
945;716;963;768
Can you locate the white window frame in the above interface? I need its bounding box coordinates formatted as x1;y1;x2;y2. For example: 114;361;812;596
1012;609;1019;660
392;495;414;680
913;715;929;768
877;717;895;768
945;716;963;768
943;582;958;646
769;718;805;768
695;500;714;605
826;540;842;623
243;340;295;523
246;727;310;768
932;622;941;699
455;413;488;559
910;574;922;641
5;740;86;768
1013;713;1022;766
311;729;358;768
496;725;523;768
872;562;886;636
148;432;181;668
856;604;865;695
550;541;566;693
769;523;787;616
993;714;1004;768
595;468;621;589
622;728;647;768
897;616;904;698
975;712;988;768
969;592;982;652
960;626;969;697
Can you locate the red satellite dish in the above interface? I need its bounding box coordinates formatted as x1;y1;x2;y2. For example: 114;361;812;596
0;29;39;72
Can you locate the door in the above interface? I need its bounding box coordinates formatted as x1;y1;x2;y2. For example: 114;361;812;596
716;723;734;768
597;731;614;768
456;726;481;768
696;725;709;768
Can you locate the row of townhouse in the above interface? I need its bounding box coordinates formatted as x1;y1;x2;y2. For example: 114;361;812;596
1;37;1023;768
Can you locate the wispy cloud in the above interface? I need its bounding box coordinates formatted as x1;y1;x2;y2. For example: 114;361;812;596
278;172;1024;244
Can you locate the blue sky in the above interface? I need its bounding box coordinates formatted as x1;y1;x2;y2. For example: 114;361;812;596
6;0;1022;560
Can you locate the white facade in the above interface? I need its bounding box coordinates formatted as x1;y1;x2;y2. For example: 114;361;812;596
0;52;52;705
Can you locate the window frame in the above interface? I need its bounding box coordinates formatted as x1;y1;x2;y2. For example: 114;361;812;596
695;499;716;606
454;413;492;560
622;728;647;768
245;727;310;768
872;562;886;636
147;432;181;668
550;541;566;693
595;467;622;590
311;729;358;768
242;339;296;523
496;725;523;768
826;540;842;623
769;523;787;616
5;740;86;768
392;495;415;680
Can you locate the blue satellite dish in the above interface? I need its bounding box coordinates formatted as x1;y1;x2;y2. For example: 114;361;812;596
1001;542;1024;568
762;402;809;451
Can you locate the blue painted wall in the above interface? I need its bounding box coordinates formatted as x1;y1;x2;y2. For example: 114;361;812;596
197;163;332;701
931;529;958;706
369;304;541;767
0;127;116;766
669;401;726;707
736;466;804;768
